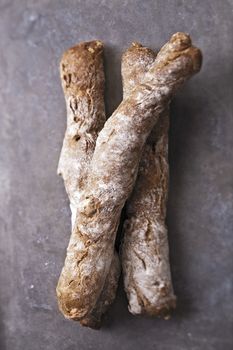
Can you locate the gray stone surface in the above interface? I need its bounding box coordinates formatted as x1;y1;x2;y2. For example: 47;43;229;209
0;0;233;349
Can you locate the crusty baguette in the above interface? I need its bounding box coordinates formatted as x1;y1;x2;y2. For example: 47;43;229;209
121;41;176;317
56;33;202;320
56;41;120;327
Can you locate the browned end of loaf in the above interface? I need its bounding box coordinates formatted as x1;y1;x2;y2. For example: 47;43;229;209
140;297;177;318
60;40;104;96
154;32;202;75
122;43;156;96
123;42;156;66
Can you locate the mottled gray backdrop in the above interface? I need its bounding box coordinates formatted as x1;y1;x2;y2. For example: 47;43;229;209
0;1;232;349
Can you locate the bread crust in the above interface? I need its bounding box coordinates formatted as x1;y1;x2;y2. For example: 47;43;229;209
57;40;105;203
79;252;120;328
56;40;120;327
121;42;175;316
122;33;201;316
57;33;202;320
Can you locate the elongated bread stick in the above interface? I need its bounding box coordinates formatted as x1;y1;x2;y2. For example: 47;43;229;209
57;41;120;327
121;40;177;316
56;33;202;320
57;40;105;201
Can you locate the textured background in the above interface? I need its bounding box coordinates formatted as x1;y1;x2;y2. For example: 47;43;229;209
0;1;233;349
